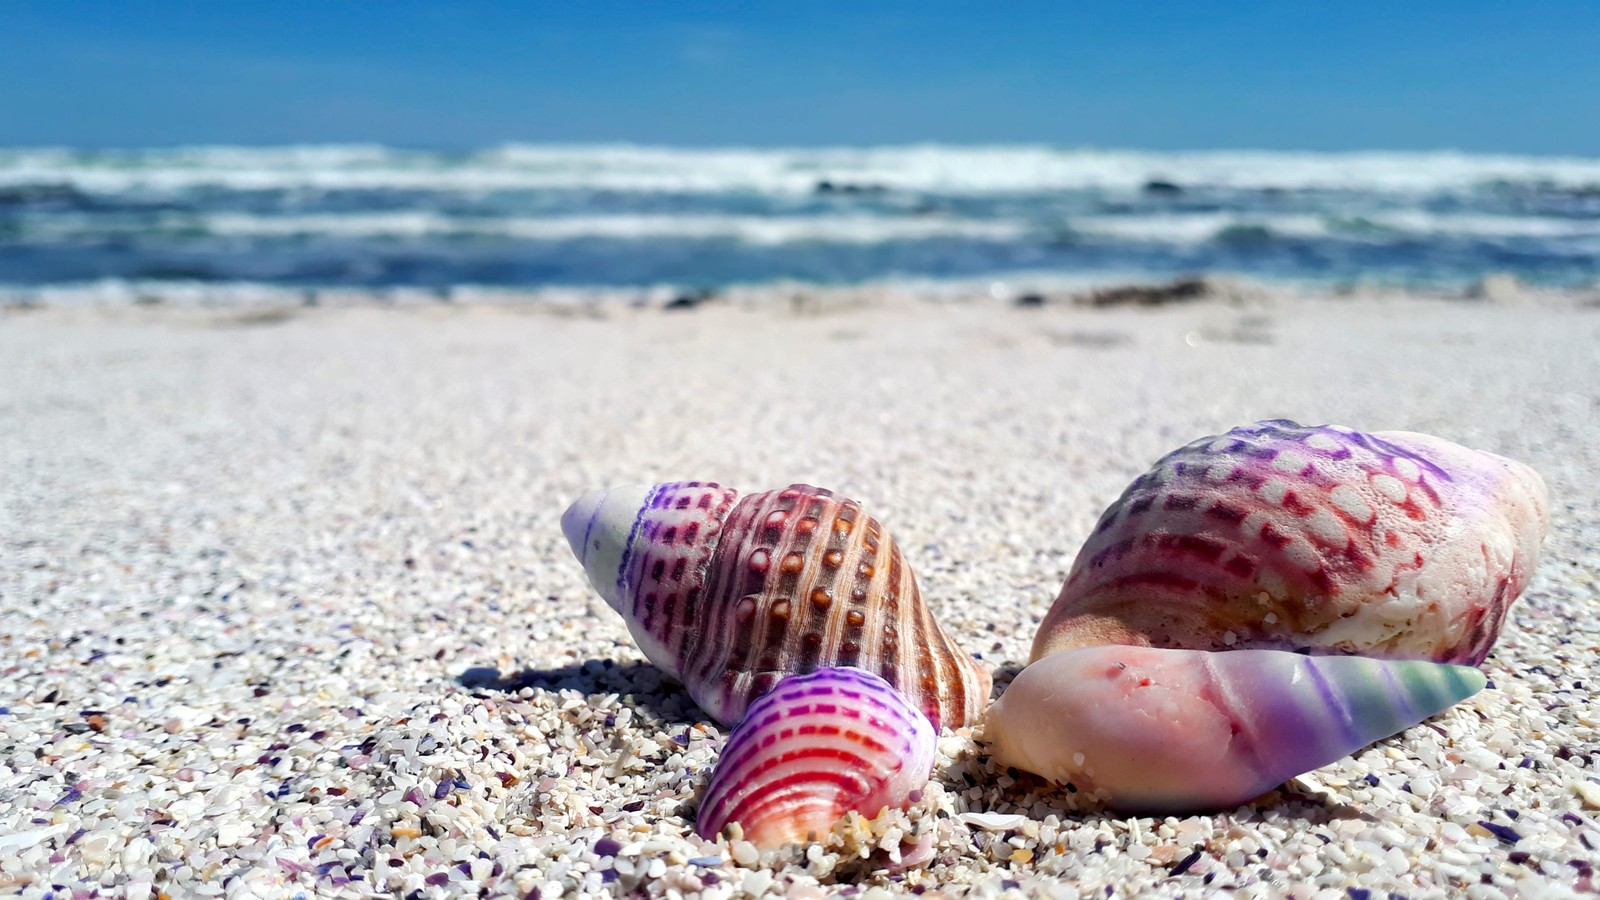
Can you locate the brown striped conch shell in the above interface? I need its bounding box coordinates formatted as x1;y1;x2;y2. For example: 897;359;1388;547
561;482;992;729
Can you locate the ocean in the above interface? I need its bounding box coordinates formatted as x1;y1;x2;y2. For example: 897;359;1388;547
2;144;1598;303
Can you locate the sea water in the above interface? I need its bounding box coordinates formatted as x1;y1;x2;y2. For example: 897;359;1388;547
2;144;1597;302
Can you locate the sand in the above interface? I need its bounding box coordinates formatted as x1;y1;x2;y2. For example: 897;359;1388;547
1;290;1597;898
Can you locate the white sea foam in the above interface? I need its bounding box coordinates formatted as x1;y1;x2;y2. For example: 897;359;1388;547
5;144;1600;195
1071;214;1327;243
20;207;1599;247
1070;211;1600;245
192;211;1030;243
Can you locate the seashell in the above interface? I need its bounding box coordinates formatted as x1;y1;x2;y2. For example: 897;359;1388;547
695;666;936;848
958;811;1029;831
983;644;1486;813
1034;420;1548;666
561;481;992;729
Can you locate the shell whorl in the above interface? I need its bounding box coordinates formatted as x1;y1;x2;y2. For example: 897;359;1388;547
562;482;992;729
1033;420;1549;665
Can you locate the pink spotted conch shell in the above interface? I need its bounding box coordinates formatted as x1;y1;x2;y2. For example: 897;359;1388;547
986;420;1548;813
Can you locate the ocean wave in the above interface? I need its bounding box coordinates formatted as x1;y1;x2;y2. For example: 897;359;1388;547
11;211;1031;244
1068;212;1600;245
4;144;1600;196
14;208;1599;247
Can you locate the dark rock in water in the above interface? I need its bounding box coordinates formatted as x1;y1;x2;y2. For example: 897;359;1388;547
135;263;218;281
1076;275;1269;308
1082;276;1209;307
1013;293;1047;308
664;288;716;311
1142;180;1184;197
0;183;86;207
1214;224;1275;246
814;180;887;195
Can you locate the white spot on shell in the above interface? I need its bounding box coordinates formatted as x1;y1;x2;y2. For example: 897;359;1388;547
1257;568;1289;598
1207;463;1237;482
1282;539;1321;572
1208;438;1235;453
1330;484;1375;522
1306;433;1342;451
1371;473;1408;503
1273;450;1311;474
1073;752;1086;767
1394;457;1421;480
1306;509;1348;546
1258;478;1290;505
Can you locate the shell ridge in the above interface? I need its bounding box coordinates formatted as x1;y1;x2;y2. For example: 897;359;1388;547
1301;651;1357;738
575;487;605;572
916;575;962;727
614;483;667;610
1376;657;1419;722
1194;651;1275;783
776;487;830;682
660;484;738;675
682;489;772;719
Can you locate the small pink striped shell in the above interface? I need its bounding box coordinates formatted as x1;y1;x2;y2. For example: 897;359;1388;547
1034;420;1548;665
696;667;936;848
562;482;992;729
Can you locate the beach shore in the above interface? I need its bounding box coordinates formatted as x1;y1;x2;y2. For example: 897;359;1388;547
2;286;1597;897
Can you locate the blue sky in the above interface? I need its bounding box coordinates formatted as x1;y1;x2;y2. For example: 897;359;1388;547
3;1;1598;153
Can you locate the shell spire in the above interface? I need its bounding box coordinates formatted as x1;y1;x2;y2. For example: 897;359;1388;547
696;667;936;848
1034;420;1548;665
562;482;992;729
983;645;1486;814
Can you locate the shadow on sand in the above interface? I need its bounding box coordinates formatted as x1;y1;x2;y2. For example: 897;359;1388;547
456;658;709;728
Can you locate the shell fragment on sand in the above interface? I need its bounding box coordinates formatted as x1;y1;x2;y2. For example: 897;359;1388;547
562;482;992;728
984;644;1486;814
1034;419;1548;665
696;667;937;848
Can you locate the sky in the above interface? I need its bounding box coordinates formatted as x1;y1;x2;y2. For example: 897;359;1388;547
2;1;1598;154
